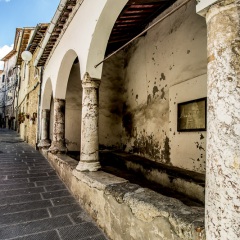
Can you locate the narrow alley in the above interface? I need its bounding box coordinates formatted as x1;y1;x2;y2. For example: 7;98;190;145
0;129;108;240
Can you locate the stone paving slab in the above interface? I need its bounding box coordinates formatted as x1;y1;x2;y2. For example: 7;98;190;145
0;129;108;240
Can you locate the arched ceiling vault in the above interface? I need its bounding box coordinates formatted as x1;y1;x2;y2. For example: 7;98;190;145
36;0;177;66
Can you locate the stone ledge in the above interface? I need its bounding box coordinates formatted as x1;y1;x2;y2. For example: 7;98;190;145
105;182;205;238
46;152;205;240
72;169;128;191
100;151;205;203
50;153;78;170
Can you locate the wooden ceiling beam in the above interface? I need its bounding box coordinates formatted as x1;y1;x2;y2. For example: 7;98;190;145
128;0;169;4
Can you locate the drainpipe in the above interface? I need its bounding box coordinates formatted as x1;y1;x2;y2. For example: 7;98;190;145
33;0;68;67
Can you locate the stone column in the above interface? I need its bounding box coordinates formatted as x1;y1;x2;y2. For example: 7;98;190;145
205;1;240;239
48;98;67;153
76;73;101;171
38;109;51;149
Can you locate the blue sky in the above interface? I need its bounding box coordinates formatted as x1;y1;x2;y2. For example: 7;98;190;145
0;0;59;68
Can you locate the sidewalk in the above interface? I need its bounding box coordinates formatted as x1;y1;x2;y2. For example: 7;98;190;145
0;129;108;240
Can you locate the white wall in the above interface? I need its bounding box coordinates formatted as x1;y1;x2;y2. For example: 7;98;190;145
169;75;207;173
196;0;219;15
120;0;207;172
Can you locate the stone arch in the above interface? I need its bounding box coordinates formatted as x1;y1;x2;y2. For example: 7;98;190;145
54;49;79;99
85;0;128;79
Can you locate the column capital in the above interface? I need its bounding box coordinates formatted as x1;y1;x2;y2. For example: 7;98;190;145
205;0;236;23
196;0;227;17
82;72;101;88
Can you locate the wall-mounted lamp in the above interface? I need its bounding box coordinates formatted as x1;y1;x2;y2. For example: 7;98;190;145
21;51;33;62
21;43;40;63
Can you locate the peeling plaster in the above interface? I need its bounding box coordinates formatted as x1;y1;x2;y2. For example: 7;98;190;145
160;73;166;80
152;86;159;97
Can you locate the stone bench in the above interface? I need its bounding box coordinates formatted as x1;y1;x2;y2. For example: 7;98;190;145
100;151;205;204
47;153;205;240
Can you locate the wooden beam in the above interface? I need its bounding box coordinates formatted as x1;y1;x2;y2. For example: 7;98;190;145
128;0;169;4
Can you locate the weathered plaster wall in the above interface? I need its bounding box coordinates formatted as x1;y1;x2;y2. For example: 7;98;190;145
99;53;125;149
121;0;207;172
65;62;82;151
169;75;207;173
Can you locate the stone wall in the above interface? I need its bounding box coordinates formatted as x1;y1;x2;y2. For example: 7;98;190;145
47;153;205;240
25;62;40;147
18;52;40;147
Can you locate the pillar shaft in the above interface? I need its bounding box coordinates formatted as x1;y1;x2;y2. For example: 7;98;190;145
48;98;67;153
38;109;50;148
76;73;101;171
42;109;49;140
206;1;240;239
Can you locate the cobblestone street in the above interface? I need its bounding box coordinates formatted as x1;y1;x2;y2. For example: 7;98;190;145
0;129;108;240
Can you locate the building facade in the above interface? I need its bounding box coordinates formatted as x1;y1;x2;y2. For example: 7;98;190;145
0;50;18;129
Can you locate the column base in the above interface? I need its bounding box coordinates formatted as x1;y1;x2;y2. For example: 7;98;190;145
48;141;67;154
37;139;51;149
76;160;101;172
